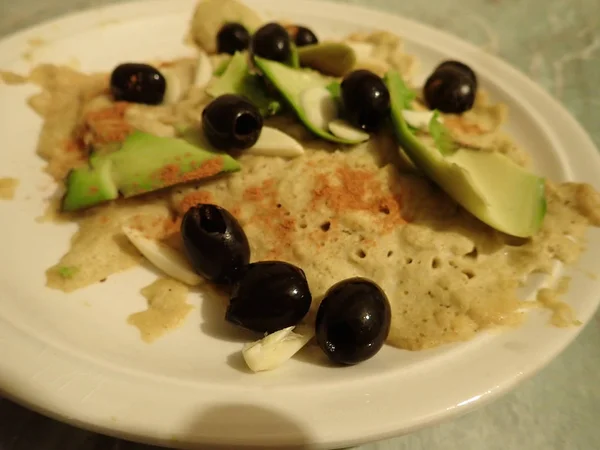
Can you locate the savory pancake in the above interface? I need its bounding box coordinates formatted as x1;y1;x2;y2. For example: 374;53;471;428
12;13;600;350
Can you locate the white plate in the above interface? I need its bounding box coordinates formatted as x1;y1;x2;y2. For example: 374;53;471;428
0;1;599;448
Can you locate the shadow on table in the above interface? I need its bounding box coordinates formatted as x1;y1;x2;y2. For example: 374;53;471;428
177;403;313;449
195;284;259;345
0;398;339;450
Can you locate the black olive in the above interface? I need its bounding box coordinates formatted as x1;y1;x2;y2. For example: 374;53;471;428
315;278;391;365
294;26;319;47
226;261;312;333
110;63;166;105
423;66;476;114
341;70;391;132
250;22;291;63
435;60;477;89
202;94;263;150
181;204;250;285
217;23;251;55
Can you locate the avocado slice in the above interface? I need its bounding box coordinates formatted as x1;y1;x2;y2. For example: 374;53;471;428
385;70;546;238
207;52;283;117
286;43;301;69
62;158;119;211
325;80;341;99
213;57;232;77
298;42;356;77
62;131;240;212
253;57;366;145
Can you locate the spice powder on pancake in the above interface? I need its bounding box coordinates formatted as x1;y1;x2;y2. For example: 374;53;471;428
83;102;132;145
177;190;214;215
55;137;88;178
239;179;297;260
225;165;407;260
312;165;406;232
64;136;85;154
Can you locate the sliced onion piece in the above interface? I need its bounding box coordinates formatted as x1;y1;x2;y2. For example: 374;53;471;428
161;67;183;105
122;226;204;286
245;126;304;158
347;42;375;59
402;109;441;130
299;86;339;131
194;49;213;88
328;119;369;142
242;325;315;372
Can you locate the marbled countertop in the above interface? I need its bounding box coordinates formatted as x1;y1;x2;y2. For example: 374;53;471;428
1;0;599;449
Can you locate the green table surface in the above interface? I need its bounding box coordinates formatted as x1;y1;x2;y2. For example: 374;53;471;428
1;0;599;449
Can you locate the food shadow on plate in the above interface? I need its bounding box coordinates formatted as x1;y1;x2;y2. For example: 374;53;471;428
225;351;253;374
180;403;313;450
0;397;163;450
194;283;259;344
292;341;338;369
193;283;339;371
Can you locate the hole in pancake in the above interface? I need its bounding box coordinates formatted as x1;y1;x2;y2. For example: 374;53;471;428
387;250;393;257
464;247;478;259
503;235;529;247
299;222;308;229
431;258;441;269
357;249;367;258
405;257;413;265
379;205;390;215
462;270;475;279
320;221;331;232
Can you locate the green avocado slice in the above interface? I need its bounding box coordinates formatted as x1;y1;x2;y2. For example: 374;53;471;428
207;52;283;117
253;56;365;145
62;158;119;212
297;42;356;77
213;57;232;77
385;70;546;238
62;131;240;212
286;43;301;69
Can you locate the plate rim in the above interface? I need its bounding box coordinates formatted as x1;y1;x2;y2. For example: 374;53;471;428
1;0;599;448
